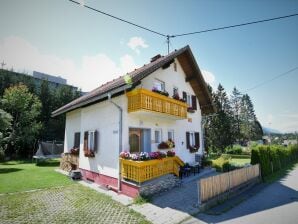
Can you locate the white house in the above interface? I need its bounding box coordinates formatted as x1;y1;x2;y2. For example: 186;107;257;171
52;45;215;197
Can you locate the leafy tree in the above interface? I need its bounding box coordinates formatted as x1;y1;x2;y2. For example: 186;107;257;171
0;109;12;159
1;84;42;157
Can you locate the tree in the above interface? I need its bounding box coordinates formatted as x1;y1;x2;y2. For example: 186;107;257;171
1;84;42;157
239;94;257;142
0;109;12;159
205;84;234;153
38;80;53;140
230;87;242;142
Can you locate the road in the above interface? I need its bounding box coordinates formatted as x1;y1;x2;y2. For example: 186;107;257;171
195;164;298;224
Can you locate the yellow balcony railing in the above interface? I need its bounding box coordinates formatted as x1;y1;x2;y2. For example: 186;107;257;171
120;156;185;183
126;88;188;119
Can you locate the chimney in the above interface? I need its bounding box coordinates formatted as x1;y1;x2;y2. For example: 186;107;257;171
150;54;162;62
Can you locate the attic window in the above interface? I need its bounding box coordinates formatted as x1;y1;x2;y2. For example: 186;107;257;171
153;79;165;92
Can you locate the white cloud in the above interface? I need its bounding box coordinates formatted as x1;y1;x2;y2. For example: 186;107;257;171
0;36;138;92
201;70;216;87
127;36;148;54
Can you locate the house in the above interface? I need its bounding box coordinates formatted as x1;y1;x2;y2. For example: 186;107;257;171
52;45;215;197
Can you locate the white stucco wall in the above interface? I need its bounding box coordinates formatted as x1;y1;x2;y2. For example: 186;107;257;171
64;109;81;153
63;58;204;177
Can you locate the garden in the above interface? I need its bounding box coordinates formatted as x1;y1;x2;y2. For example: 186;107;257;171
0;159;150;224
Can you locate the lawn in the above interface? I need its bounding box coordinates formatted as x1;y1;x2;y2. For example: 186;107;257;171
230;158;251;166
0;159;72;193
0;159;150;224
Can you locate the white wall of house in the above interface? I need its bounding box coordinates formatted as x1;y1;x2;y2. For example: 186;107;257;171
63;58;204;178
64;109;81;153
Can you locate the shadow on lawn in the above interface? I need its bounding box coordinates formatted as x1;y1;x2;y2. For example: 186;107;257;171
0;168;23;174
36;160;60;167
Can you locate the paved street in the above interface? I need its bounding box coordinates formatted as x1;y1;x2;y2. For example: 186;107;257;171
194;165;298;224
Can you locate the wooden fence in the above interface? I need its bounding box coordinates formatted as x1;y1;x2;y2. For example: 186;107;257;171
198;164;260;204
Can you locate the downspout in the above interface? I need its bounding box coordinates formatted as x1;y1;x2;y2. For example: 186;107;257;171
108;93;123;192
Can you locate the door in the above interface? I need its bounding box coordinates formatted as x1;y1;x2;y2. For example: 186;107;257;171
129;129;141;153
129;128;151;153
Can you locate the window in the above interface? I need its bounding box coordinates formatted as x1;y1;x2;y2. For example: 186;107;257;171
173;87;178;96
74;132;80;148
84;130;98;152
182;91;197;110
168;130;174;141
186;132;200;149
153;79;165;92
154;129;162;143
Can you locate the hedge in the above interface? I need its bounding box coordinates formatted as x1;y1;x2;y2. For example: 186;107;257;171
251;144;298;177
222;154;251;159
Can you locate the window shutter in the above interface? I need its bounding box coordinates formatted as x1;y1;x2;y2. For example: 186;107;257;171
186;132;190;149
192;95;197;110
84;131;88;151
195;132;200;148
74;132;80;148
94;130;98;153
182;91;187;101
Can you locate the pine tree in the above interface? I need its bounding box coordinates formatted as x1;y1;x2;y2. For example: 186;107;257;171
230;87;242;143
204;84;233;153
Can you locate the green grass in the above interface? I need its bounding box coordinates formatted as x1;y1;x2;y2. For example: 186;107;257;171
0;159;73;193
230;158;251;165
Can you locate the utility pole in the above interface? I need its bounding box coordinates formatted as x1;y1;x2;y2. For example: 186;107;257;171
1;61;6;69
166;35;170;54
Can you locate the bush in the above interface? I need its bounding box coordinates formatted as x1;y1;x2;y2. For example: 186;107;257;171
212;156;231;172
224;145;243;155
250;144;298;178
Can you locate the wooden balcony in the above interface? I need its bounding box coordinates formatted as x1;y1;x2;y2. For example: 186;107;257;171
120;156;184;183
126;88;188;119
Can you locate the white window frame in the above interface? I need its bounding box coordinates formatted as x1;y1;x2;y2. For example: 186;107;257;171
153;79;165;92
173;86;178;96
189;132;195;147
154;129;162;144
186;93;192;107
168;130;174;141
88;131;95;151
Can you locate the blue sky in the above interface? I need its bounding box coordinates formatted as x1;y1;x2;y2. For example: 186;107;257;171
0;0;297;133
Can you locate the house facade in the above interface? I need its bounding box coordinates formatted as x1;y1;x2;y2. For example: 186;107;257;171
53;46;215;197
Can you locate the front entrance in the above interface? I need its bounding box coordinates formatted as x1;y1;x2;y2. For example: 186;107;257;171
129;128;151;153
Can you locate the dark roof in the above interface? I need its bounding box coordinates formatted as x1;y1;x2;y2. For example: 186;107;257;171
52;45;215;117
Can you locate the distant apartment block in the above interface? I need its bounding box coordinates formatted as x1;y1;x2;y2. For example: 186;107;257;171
33;71;67;85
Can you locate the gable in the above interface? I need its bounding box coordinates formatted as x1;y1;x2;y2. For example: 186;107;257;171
52;45;215;117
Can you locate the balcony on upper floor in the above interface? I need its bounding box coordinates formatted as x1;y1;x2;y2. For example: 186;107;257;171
126;88;188;119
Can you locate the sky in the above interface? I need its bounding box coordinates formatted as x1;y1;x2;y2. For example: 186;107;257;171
0;0;297;133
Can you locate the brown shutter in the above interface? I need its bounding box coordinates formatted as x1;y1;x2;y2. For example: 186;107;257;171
74;132;80;148
186;132;190;149
195;132;200;148
192;95;197;110
183;91;187;102
94;130;98;152
84;131;88;151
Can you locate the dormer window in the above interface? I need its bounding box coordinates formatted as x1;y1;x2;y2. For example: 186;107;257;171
153;79;165;92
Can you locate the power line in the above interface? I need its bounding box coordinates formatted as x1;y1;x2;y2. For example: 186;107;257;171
243;66;298;92
172;13;298;37
68;0;167;37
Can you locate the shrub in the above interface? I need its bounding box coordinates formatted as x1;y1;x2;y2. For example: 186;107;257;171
250;144;298;178
224;145;243;155
212;156;231;172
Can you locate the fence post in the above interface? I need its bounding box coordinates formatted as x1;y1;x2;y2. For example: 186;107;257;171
197;180;201;206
